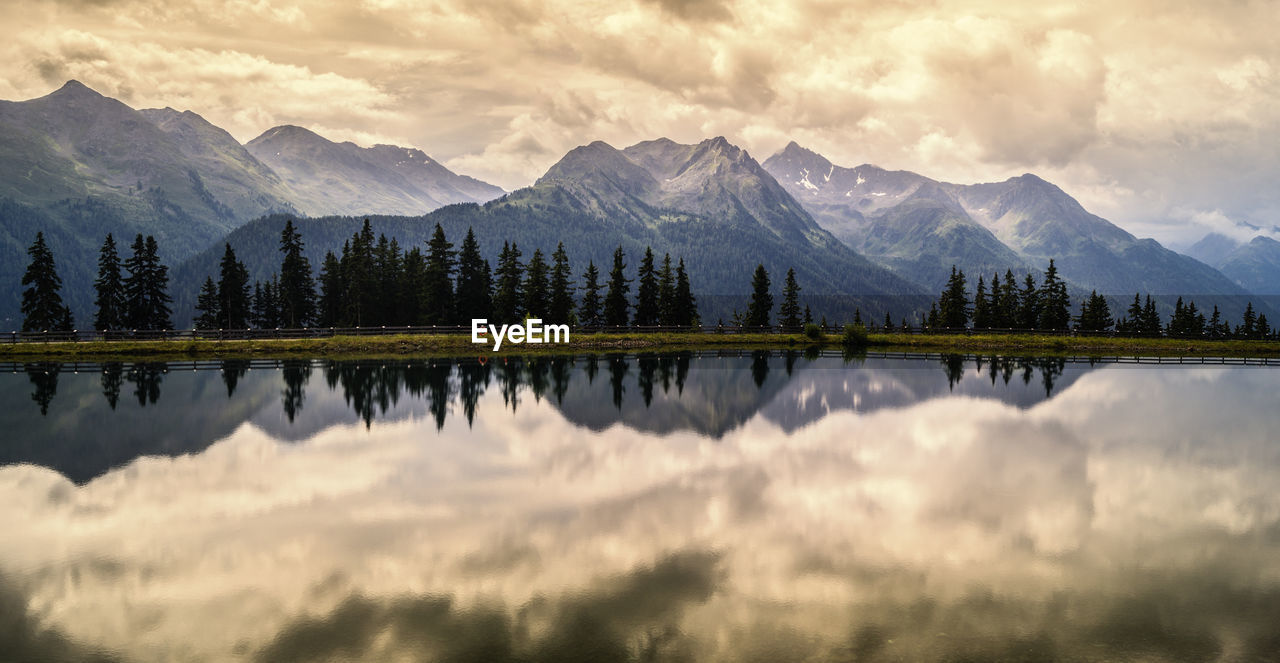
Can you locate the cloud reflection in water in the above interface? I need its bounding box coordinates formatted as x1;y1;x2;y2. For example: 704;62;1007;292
0;355;1277;661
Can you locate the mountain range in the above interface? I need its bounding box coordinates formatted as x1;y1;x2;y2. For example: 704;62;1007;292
245;125;503;216
0;81;502;325
0;81;1270;327
762;142;1253;304
174;135;929;324
1186;233;1280;295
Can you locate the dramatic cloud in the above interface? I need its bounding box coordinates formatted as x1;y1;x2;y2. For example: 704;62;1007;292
2;0;1277;243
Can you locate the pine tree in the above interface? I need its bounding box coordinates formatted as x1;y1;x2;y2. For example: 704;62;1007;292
1075;290;1113;332
938;266;969;329
400;247;427;325
422;223;455;324
883;311;892;330
144;236;172;330
123;235;172;330
455;227;492;323
779;268;801;330
656;253;676;326
341;222;378;326
277;219;315;328
1168;297;1199;337
548;243;575;325
374;235;402;325
1208;305;1228;339
745;264;772;328
20;232;73;332
523;248;550;319
1188;301;1205;337
251;283;265;328
1141;295;1161;336
492;242;524;322
93;234;125;331
1119;293;1143;335
985;273;1002;328
972;275;990;329
216;243;251;329
999;269;1020;328
674;258;698;327
266;275;282;327
633;247;659;326
1017;274;1039;330
252;275;281;328
317;251;343;327
603;246;631;327
1242;302;1257;339
194;277;220;330
1167;297;1184;336
578;260;603;327
1037;259;1071;330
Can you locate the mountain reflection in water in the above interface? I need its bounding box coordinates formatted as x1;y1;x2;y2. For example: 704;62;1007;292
1;353;1279;662
2;353;1084;483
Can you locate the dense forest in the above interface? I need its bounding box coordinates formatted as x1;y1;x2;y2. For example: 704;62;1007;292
192;219;700;330
170;192;926;325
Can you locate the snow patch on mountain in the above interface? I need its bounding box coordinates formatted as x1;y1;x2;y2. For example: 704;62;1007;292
798;168;819;192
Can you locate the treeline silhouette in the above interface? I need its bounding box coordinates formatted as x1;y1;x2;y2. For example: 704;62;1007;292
22;224;1278;340
18;352;1082;422
18;231;172;332
16;220;703;332
911;261;1278;339
195;219;700;330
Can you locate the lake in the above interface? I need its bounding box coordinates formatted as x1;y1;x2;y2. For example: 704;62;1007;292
2;352;1279;662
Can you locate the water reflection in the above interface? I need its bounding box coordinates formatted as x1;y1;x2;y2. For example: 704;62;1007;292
1;355;1279;661
0;353;1093;483
7;353;1084;424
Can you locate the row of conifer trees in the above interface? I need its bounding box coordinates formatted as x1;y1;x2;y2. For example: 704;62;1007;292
19;231;172;332
195;219;701;330
15;224;1280;340
919;260;1276;339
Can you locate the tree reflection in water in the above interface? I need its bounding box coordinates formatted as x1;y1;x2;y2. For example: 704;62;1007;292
18;353;1093;425
24;362;59;415
101;362;122;410
127;363;164;407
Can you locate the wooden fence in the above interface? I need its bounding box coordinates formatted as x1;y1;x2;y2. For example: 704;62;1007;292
4;323;1245;344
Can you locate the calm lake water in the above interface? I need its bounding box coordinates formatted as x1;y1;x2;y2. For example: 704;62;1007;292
2;352;1279;662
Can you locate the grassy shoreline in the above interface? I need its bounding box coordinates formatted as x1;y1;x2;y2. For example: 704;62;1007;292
1;331;1278;361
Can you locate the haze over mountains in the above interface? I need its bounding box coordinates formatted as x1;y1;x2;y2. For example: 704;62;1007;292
177;134;927;323
246;125;503;216
1187;233;1280;295
0;81;1271;327
0;81;503;324
763;142;1252;303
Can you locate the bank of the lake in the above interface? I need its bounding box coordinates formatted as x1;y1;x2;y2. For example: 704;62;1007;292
1;331;1278;361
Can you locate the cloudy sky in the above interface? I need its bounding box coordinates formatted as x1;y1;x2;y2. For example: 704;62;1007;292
3;0;1277;245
